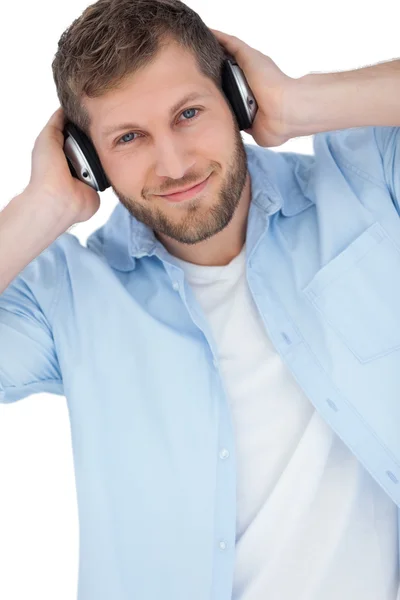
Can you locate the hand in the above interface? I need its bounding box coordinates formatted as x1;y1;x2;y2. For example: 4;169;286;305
210;28;295;147
27;107;101;223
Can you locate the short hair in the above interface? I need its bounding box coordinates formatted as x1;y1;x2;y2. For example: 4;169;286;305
51;0;226;136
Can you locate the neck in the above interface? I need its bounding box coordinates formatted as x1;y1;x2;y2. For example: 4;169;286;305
157;172;252;267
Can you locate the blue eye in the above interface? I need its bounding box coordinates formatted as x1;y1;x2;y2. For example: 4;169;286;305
120;132;137;144
116;107;201;146
181;108;198;120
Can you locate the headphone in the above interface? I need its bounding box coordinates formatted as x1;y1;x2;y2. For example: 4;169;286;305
63;54;258;192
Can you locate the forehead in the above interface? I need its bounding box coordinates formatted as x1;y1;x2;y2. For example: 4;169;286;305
86;43;217;139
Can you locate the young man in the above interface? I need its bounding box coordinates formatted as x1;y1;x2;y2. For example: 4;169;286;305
2;0;400;598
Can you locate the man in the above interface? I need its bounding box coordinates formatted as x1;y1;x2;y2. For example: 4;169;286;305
1;0;400;598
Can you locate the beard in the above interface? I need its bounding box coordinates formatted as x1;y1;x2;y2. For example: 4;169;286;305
110;125;248;246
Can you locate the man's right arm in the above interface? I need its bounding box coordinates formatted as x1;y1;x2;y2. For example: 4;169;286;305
0;191;75;295
0;106;102;403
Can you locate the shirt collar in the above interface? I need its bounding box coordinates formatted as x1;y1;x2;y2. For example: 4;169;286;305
86;142;313;271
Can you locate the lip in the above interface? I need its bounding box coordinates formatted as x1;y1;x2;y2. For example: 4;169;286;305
158;174;211;203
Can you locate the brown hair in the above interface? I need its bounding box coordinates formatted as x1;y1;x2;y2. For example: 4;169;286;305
51;0;226;138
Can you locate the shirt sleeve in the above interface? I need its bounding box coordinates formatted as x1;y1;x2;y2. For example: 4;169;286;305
0;243;64;404
373;126;400;215
314;125;400;216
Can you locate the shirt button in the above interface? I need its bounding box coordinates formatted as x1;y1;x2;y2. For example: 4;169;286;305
219;541;227;550
219;448;230;460
172;281;180;291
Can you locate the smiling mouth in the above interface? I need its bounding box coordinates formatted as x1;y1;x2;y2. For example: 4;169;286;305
157;174;212;203
159;175;209;197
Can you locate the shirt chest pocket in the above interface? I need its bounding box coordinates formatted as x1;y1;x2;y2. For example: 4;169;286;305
302;222;400;363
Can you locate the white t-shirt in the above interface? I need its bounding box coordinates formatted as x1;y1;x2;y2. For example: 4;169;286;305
173;244;399;600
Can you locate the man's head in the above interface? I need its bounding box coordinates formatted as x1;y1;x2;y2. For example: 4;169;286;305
52;0;249;247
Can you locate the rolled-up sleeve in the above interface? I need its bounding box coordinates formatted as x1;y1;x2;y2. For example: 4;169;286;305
0;244;64;403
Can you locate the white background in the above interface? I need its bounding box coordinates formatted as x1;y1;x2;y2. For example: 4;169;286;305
0;0;399;598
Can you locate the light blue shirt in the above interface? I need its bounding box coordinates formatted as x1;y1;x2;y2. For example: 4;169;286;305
1;126;400;599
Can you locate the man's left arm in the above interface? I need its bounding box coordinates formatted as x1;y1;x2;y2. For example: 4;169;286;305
286;59;400;135
210;28;400;206
210;28;400;143
286;60;400;213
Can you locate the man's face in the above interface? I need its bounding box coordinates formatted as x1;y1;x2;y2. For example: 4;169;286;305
86;40;249;245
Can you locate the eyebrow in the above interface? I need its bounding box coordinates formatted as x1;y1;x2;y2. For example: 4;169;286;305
101;92;212;139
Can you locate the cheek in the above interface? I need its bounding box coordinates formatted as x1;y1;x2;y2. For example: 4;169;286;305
195;115;237;160
199;118;231;146
102;155;145;194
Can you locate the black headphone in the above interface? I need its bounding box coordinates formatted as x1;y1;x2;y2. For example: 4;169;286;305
63;54;258;192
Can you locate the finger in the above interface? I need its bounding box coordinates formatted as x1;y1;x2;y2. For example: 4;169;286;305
47;106;66;129
39;107;67;146
210;28;252;69
209;28;229;37
209;28;231;55
48;107;68;139
210;29;243;51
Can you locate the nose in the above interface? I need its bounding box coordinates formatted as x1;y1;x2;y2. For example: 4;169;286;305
154;136;195;180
